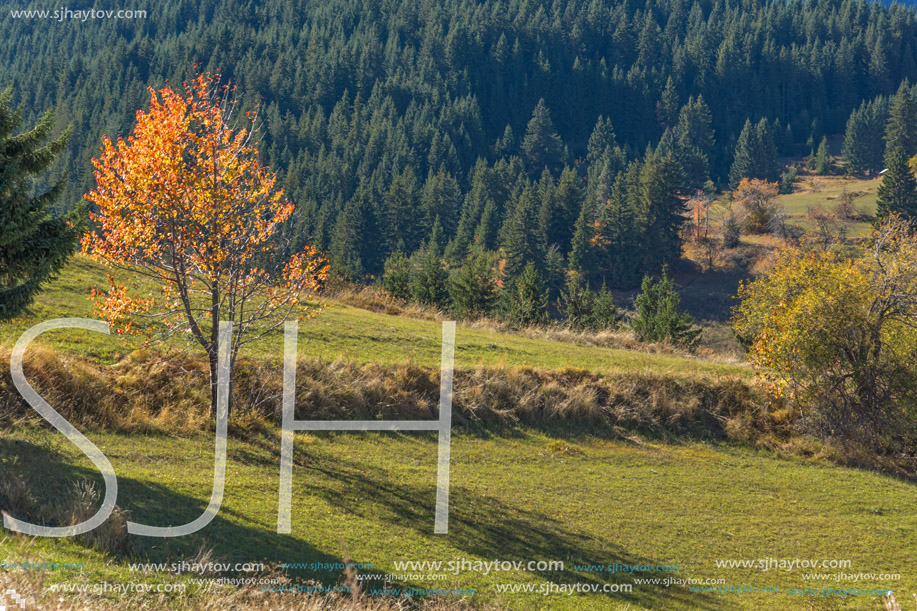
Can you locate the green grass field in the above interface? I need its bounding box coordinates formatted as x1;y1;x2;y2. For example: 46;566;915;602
2;254;915;610
4;424;915;610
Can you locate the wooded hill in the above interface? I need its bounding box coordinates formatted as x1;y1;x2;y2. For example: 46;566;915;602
5;0;917;286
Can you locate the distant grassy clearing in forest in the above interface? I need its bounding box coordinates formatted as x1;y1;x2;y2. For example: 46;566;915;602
778;174;879;237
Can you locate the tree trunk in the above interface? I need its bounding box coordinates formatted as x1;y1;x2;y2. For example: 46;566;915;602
208;349;220;417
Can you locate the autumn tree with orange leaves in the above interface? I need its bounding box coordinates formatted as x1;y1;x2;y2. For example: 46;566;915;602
82;71;328;415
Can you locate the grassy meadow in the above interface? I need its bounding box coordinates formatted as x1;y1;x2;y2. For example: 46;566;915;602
1;252;915;611
774;174;879;237
3;423;916;611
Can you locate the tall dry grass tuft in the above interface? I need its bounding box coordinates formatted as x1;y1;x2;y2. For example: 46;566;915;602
0;457;35;523
66;480;134;555
0;465;135;556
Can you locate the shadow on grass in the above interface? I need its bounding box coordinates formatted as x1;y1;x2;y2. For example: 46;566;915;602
2;432;724;609
297;434;725;610
0;437;342;572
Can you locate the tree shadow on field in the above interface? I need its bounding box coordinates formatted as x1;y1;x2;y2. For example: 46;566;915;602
0;436;344;577
298;434;725;610
1;433;726;608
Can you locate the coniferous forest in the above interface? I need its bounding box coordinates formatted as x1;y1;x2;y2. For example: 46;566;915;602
6;0;917;294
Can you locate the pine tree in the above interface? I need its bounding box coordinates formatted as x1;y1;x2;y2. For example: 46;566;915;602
412;219;449;306
0;90;78;320
814;136;831;174
876;148;917;221
559;273;594;329
507;262;549;326
501;185;544;279
449;250;500;319
842;98;890;176
632;266;700;349
885;82;917;159
521;98;564;177
382;250;412;300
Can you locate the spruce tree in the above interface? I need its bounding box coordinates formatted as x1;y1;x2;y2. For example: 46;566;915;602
632;266;701;349
501;185;544;279
449;250;500;319
639;153;686;273
543;243;566;301
559;274;595;329
590;282;621;330
507;262;549;326
494;124;515;158
672;95;714;192
385;167;421;253
412;219;449;306
422;169;462;239
755;118;780;182
598;161;644;287
729;119;757;188
382;250;412;300
329;197;366;280
729;118;778;187
843;97;889;175
540;166;583;253
814;136;831;174
656;76;680;129
885;82;917;159
569;196;596;274
587;116;618;169
521;98;564;177
876;148;917;221
0;91;77;320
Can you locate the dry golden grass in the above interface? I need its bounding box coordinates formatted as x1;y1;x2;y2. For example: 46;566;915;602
0;346;761;442
0;564;482;610
0;468;133;556
4;344;911;477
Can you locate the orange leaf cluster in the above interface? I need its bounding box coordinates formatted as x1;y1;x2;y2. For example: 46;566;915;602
81;70;328;344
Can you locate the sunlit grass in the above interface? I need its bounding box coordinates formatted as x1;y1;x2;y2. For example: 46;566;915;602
2;426;914;610
0;256;747;379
